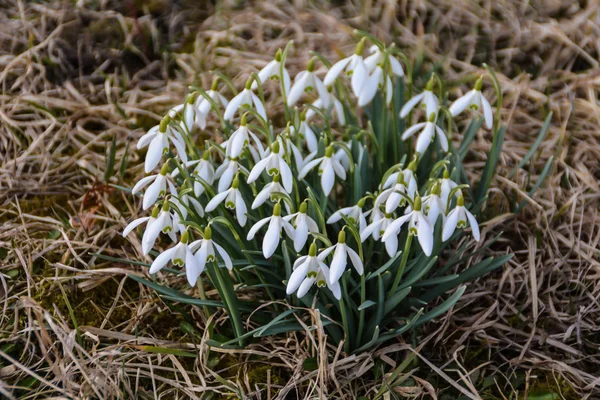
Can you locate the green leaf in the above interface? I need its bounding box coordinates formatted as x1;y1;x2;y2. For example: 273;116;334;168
515;156;554;213
415;285;466;326
104;135;117;182
383;286;411;317
475;125;506;203
358;300;376;311
509;112;552;178
366;251;402;281
397;256;438;291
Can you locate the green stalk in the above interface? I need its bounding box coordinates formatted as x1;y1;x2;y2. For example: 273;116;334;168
356;275;366;346
210;263;245;346
388;234;413;296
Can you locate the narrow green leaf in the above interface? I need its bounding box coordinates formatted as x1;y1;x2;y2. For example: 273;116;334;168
415;285;466;326
509;112;552;178
515;156;554;213
358;300;376;311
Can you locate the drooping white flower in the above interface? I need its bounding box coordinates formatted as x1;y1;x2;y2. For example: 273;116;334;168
442;195;480;242
252;173;289;210
327;198;368;234
382;196;434;257
299;145;347;195
275;134;308;173
137;117;187;173
283;202;319;252
292;113;318;153
357;65;393;107
132;162;171;210
224;79;267;122
364;45;405;77
247;203;295;258
191;226;233;276
167;180;204;221
247;140;293;193
399;78;439;119
305;90;346;126
360;210;395;255
449;77;493;130
286;242;341;300
194;85;229;129
334;140;364;171
375;171;411;214
319;229;363;285
401;114;448;155
168;98;200;133
215;157;246;193
251;50;291;94
288;59;330;108
323;39;368;96
382;161;418;200
123;204;177;255
205;177;248;226
423;183;445;226
149;230;202;286
190;155;215;196
221;114;265;161
439;169;459;210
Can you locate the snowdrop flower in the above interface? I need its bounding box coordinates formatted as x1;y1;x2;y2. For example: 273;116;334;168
247;140;293;193
168;181;204;220
252;173;288;210
286;242;341;300
324;38;368;96
224;78;267;122
168;96;199;133
188;154;215;196
449;77;493;130
132;162;171;210
150;230;202;286
327;197;368;233
293;113;318;153
383;160;418;199
361;211;396;255
364;45;405;77
215;157;245;193
440;169;459;209
442;195;480;242
305;89;346;126
423;183;445;226
222;114;265;161
205;177;247;226
288;58;330;108
284;202;319;252
382;196;433;257
375;171;410;214
194;81;229;129
138;117;187;173
123;204;176;255
334;140;363;171
358;65;393;107
299;145;347;195
191;226;233;275
275;134;307;173
399;78;439;119
247;203;295;258
251;49;291;94
319;229;363;285
401;113;449;155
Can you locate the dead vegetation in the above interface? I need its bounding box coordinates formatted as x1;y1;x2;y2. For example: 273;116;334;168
0;0;599;398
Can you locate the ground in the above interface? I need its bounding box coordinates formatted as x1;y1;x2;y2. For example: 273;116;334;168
0;0;599;399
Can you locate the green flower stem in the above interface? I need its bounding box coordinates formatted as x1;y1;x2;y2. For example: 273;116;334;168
388;234;413;297
356;274;366;346
208;262;244;346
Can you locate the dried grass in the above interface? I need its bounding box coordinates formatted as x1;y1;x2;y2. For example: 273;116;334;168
1;0;599;398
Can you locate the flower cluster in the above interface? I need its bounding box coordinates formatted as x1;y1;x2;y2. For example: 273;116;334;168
124;37;490;304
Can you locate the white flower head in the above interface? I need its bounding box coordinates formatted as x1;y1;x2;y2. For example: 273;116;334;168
284;201;319;252
288;58;330;108
320;229;363;285
423;182;445;226
361;210;396;255
194;82;229;129
191;226;233;279
246;203;295;258
440;169;459;210
292;113;318;153
215;157;246;193
252;173;288;210
191;155;216;196
247;139;293;193
324;38;369;97
224;78;267;122
205;176;248;226
132;162;172;210
286;242;341;300
442;195;480;242
222;114;266;161
399;77;440;119
123;203;177;255
449;76;493;129
376;171;411;214
401;113;449;155
149;230;202;286
137;117;187;173
327;197;368;234
382;196;434;257
357;64;393;107
251;49;291;95
299;145;347;195
305;89;346;126
364;45;405;77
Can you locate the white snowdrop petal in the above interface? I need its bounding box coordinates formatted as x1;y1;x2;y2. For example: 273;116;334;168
416;215;434;256
345;246;363;275
324;57;351;86
263;218;281;258
481;95;494;130
287;259;309;295
149;247;177;274
449;90;475;117
329;245;347;285
123;217;149;237
297;277;315;298
400;92;425;118
401;122;427;140
206;190;230;212
465;210;481;241
442;208;460;241
214;242;233;270
247;217;271;240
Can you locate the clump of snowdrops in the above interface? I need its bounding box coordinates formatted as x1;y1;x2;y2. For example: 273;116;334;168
123;33;510;352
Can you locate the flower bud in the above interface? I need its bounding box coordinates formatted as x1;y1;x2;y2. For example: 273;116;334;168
309;241;317;257
413;196;422;211
204;226;212;240
273;202;282;216
338;229;346;244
